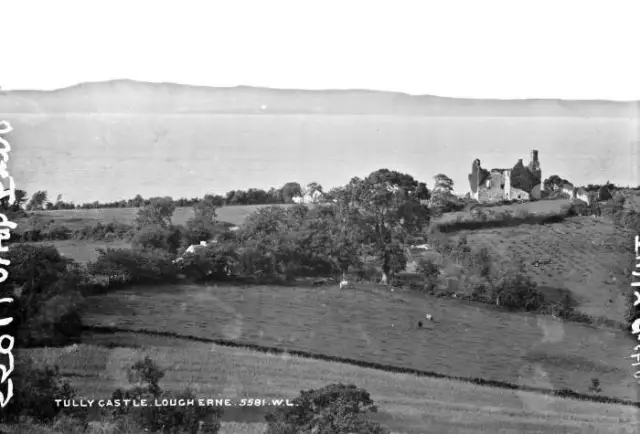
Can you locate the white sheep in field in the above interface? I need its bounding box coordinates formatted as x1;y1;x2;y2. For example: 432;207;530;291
425;314;433;321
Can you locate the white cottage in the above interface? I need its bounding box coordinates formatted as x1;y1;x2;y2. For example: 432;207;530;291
292;190;325;204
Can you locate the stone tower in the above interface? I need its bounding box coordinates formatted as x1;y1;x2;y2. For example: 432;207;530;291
529;150;540;172
504;170;512;200
529;149;542;195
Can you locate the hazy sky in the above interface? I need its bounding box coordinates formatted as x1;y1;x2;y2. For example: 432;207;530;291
2;0;640;100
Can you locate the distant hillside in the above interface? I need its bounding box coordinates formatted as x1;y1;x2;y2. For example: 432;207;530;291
1;79;638;117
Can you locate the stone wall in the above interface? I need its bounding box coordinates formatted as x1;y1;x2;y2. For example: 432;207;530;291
468;150;541;203
477;171;508;202
509;188;530;201
468;159;490;194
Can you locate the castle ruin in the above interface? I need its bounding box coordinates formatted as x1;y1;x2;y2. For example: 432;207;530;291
468;150;542;202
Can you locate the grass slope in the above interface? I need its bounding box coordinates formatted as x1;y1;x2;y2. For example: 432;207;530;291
24;239;132;263
34;204;302;228
81;284;639;402
22;332;640;434
453;216;633;323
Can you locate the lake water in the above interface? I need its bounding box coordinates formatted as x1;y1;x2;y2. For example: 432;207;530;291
4;114;639;203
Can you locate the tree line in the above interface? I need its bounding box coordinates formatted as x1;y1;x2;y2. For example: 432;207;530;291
17;181;328;211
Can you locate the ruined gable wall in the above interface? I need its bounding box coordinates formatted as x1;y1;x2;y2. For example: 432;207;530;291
468;159;491;194
477;172;507;202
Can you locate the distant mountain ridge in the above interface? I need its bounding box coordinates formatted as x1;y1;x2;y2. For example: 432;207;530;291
1;79;638;117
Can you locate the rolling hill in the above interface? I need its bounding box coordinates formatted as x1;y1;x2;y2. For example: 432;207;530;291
1;79;638;117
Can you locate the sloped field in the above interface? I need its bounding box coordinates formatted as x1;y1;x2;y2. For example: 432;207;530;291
21;332;640;434
82;283;638;402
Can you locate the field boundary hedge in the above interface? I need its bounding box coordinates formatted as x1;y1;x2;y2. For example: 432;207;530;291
82;325;640;409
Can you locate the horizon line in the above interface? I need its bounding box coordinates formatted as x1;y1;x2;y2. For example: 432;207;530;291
3;78;640;104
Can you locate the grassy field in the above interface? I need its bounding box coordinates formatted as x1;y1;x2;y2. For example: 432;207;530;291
35;199;566;229
448;215;633;323
20;331;640;434
22;239;132;263
436;198;571;223
81;283;638;402
33;203;303;228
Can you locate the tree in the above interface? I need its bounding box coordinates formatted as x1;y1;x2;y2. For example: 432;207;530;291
240;206;292;242
3;244;85;346
433;173;454;195
415;182;431;201
265;383;385;434
305;182;323;194
14;188;28;209
302;206;363;279
26;190;48;211
111;356;222;433
134;196;175;229
543;175;570;192
1;357;77;424
279;182;303;203
0;188;27;211
185;195;220;243
333;169;428;282
130;194;145;207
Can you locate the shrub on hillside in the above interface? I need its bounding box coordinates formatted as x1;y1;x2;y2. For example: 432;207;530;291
15;215;53;242
491;262;544;311
88;247;178;287
435;208;568;233
0;356;78;424
132;224;183;254
73;221;135;241
416;257;440;292
42;223;72;240
264;383;387;434
177;243;239;282
20;292;84;347
566;201;591;217
353;263;380;282
235;246;278;278
3;244;86;346
110;356;222;433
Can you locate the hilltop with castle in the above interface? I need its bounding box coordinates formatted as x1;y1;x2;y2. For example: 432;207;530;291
468;150;542;202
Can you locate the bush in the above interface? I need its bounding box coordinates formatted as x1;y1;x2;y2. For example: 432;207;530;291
416;257;440;292
491;263;544;311
110;356;222;433
132;224;183;254
435;208;568;233
0;356;78;424
88;247;179;287
265;383;386;434
73;221;135;241
3;244;86;347
235;246;278;278
177;243;238;282
43;223;72;240
566;201;590;217
353;264;379;282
